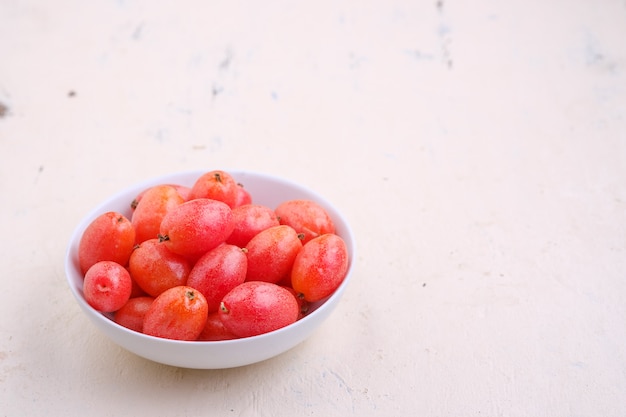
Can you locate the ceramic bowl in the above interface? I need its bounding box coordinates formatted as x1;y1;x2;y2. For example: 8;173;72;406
65;170;355;369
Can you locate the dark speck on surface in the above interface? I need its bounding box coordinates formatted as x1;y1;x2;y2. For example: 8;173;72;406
219;49;233;70
212;83;223;97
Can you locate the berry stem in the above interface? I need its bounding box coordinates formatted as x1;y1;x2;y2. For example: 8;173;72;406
219;301;230;314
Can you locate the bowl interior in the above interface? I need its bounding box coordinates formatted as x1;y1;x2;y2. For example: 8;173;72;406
65;170;355;369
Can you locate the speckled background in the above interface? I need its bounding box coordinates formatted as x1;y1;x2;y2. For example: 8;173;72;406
1;1;625;416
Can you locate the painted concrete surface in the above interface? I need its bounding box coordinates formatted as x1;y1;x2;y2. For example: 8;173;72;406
1;1;625;416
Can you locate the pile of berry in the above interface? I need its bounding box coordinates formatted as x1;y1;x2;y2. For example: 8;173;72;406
77;170;349;341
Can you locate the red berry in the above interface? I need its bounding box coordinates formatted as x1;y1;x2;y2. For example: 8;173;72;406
291;234;349;302
83;261;133;312
226;204;280;248
171;184;192;201
159;198;234;259
233;183;252;207
131;184;191;210
189;170;239;208
244;225;303;284
197;311;238;341
275;199;335;244
113;296;154;332
128;238;191;297
78;212;136;275
131;184;184;244
143;286;208;341
186;244;247;312
219;281;299;338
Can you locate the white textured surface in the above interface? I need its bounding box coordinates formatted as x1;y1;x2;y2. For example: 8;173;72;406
1;0;625;416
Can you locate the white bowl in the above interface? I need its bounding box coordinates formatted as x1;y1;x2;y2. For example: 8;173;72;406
65;170;355;369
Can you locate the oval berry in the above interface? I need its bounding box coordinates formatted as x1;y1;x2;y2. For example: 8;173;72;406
143;286;208;341
275;199;335;244
186;244;247;312
291;234;349;302
83;260;133;312
159;198;234;259
244;225;303;284
171;184;192;201
189;170;239;208
78;212;136;275
197;311;238;341
226;204;280;248
219;281;299;338
131;184;185;244
233;183;252;207
128;238;191;297
131;184;191;210
113;296;154;333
